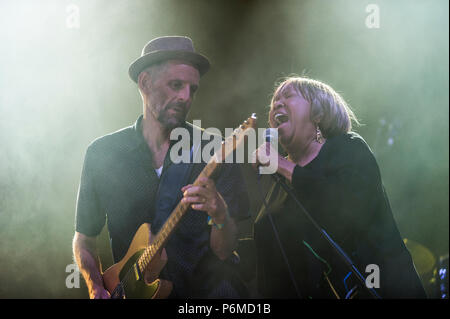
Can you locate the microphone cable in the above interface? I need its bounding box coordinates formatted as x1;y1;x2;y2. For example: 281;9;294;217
256;172;303;299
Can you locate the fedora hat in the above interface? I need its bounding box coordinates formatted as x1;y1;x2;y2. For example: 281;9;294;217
128;36;210;83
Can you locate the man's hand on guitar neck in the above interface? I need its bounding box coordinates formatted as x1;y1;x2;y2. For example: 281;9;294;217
181;177;238;260
181;177;229;225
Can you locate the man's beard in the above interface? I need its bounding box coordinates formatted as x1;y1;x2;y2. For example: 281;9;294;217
157;102;188;130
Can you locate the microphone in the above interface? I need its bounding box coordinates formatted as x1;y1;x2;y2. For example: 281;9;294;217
265;127;278;145
258;128;279;175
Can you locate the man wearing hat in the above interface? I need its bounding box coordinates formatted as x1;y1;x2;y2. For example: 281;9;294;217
73;36;250;298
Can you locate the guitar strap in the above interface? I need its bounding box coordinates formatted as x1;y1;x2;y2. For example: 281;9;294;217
152;125;203;234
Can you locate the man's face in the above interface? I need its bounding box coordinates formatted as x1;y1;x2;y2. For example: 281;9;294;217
145;60;200;130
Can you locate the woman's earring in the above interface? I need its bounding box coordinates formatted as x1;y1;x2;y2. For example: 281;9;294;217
316;125;324;144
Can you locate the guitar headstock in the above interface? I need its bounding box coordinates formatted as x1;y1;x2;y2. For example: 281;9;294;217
241;113;258;131
215;113;258;163
230;113;257;138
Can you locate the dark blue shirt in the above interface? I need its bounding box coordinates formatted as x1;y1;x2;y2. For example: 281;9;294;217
75;115;250;298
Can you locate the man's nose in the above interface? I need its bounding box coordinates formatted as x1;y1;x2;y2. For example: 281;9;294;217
177;86;191;103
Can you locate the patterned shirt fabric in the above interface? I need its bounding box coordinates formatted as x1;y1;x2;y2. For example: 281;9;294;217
75;115;250;298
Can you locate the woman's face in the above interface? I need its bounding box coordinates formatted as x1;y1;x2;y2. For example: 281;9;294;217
269;84;317;149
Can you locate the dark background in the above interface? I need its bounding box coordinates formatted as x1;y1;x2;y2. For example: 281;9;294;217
0;0;448;298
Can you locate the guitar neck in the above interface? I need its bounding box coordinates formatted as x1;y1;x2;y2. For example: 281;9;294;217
137;159;220;272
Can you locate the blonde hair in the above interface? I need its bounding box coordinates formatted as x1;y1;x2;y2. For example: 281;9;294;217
271;77;360;138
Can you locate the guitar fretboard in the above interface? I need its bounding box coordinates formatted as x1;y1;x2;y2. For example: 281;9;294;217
136;159;220;273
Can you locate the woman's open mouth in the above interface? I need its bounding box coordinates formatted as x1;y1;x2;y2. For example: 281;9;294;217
274;113;289;127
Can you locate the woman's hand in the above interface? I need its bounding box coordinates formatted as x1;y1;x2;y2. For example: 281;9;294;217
252;142;296;182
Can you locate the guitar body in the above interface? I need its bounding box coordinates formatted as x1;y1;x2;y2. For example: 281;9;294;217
102;223;173;299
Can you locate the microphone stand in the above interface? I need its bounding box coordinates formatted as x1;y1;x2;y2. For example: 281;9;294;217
268;172;381;299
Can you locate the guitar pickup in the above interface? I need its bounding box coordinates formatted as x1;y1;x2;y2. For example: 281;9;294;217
133;263;143;281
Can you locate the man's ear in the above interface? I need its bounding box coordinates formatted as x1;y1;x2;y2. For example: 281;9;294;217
138;71;151;94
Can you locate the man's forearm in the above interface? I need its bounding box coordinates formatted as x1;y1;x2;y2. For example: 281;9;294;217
72;235;106;297
209;213;238;261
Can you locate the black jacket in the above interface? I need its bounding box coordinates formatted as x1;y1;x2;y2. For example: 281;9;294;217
254;132;426;299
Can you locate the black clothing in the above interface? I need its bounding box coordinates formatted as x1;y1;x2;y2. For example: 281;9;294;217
254;132;426;299
75;115;250;298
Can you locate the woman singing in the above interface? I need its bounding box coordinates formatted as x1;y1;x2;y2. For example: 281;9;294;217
253;77;426;299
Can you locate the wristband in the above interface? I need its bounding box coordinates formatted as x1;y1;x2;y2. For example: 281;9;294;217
207;216;225;230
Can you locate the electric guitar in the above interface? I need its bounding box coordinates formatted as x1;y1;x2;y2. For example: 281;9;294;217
102;114;258;299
